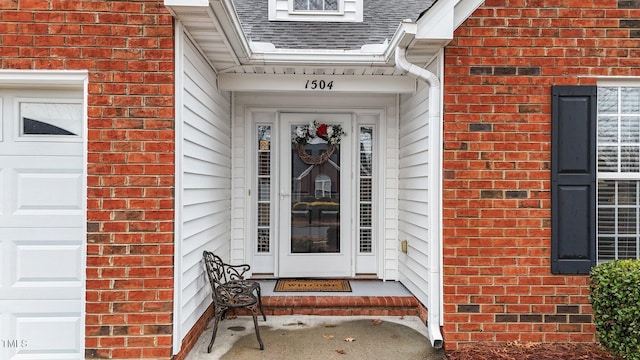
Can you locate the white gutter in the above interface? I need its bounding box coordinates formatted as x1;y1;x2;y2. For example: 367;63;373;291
394;32;444;350
248;51;388;66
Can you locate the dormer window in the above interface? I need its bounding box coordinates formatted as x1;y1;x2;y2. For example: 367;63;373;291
294;0;338;12
269;0;362;22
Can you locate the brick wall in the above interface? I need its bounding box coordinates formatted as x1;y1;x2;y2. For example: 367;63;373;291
442;0;640;350
0;1;176;358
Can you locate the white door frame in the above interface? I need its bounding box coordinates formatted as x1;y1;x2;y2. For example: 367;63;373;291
277;112;354;278
241;101;390;279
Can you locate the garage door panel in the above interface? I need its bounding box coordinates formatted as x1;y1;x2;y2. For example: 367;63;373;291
1;156;83;227
1;228;83;300
0;86;85;359
14;244;83;286
1;300;83;359
16;172;83;211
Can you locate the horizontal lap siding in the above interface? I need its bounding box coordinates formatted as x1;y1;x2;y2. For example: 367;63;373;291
384;107;400;279
230;104;250;266
398;81;431;307
179;36;231;343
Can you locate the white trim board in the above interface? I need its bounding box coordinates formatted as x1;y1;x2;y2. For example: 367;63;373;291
233;93;398;279
219;74;416;93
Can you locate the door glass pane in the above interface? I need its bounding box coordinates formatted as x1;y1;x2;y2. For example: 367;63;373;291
290;125;340;253
359;126;373;253
257;125;271;253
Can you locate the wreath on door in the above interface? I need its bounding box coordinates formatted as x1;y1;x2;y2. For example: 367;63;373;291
293;121;346;165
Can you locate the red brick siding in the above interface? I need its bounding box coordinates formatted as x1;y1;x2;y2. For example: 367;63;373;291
172;306;214;360
259;295;420;316
1;1;175;358
443;0;640;350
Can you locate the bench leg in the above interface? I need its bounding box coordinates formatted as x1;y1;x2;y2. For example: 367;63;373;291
207;307;224;353
251;307;264;350
256;286;266;321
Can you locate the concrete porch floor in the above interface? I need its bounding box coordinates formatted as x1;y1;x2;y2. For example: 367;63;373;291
185;315;446;360
185;280;446;360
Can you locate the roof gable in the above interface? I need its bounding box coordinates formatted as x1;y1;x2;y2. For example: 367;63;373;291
234;0;434;50
164;0;484;74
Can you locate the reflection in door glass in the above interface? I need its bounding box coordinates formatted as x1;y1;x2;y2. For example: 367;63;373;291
257;125;271;253
359;126;373;253
291;125;340;253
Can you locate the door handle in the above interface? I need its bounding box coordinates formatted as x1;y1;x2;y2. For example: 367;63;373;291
280;192;290;200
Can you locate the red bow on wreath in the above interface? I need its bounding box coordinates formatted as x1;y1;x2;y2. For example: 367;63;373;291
293;121;346;164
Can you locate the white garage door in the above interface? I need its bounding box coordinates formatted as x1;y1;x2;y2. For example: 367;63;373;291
0;88;85;359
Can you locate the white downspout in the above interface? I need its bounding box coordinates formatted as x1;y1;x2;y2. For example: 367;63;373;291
394;45;444;350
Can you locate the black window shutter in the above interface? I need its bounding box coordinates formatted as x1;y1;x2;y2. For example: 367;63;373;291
551;85;597;274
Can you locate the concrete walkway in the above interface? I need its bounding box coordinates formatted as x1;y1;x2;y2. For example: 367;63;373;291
186;315;446;360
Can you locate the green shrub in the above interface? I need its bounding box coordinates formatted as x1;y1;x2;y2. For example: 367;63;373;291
590;260;640;360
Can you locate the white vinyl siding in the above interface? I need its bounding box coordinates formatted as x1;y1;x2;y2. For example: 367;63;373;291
269;0;363;22
398;79;435;304
175;32;232;350
397;69;436;308
381;110;399;279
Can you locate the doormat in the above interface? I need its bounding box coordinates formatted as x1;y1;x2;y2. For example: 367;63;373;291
274;279;352;292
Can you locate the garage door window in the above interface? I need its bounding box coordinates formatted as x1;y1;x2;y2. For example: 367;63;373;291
19;101;82;137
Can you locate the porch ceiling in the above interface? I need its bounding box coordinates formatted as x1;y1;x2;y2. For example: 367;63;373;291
165;2;245;73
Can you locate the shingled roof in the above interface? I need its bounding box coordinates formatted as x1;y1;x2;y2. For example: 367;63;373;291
233;0;436;50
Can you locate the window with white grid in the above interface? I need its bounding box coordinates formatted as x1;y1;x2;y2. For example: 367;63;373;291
269;0;361;22
257;125;272;253
293;0;338;11
597;85;640;261
359;126;374;253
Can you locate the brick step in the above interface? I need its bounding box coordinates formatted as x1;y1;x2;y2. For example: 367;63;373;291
254;295;420;316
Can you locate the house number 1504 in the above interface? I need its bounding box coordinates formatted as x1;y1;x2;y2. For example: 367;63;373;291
305;79;334;90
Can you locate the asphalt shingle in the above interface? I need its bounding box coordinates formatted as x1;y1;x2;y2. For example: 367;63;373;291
233;0;436;50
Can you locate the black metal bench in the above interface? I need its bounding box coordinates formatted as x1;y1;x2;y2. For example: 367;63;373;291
202;251;266;352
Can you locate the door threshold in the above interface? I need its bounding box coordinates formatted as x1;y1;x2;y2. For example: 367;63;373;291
256;279;411;296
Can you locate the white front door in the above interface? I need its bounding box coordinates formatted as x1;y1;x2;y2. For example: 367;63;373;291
0;88;85;359
278;113;353;277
